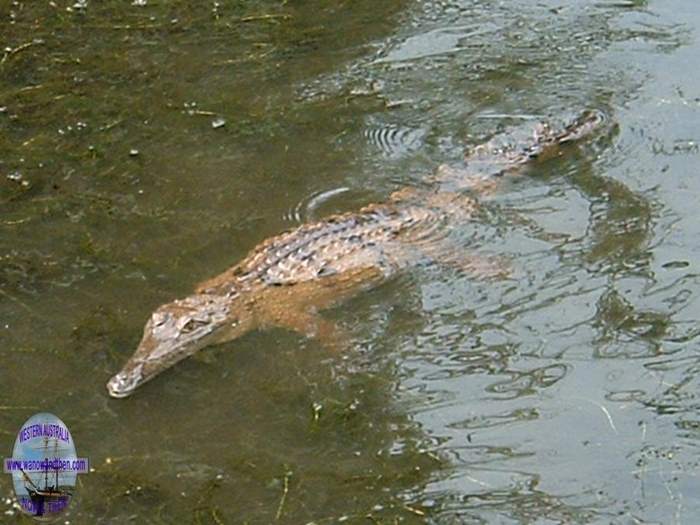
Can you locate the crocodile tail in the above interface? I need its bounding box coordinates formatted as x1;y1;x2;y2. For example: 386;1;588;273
554;109;607;145
432;109;608;194
478;109;608;171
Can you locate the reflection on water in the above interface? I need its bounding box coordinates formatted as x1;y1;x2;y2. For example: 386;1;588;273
2;0;700;522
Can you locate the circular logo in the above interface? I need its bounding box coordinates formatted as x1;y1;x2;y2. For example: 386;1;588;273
3;413;88;521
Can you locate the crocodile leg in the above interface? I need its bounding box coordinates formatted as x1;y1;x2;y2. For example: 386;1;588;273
251;265;386;349
437;251;511;279
272;308;351;351
411;238;512;280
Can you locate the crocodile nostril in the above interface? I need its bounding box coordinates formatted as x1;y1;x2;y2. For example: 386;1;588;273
106;368;141;399
106;374;128;398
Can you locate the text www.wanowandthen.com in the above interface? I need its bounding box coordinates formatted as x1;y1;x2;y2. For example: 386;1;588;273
3;457;89;474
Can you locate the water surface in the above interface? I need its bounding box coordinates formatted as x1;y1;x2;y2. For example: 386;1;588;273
2;0;700;523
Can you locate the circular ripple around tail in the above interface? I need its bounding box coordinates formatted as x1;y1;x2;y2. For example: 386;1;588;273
283;187;351;223
364;124;426;158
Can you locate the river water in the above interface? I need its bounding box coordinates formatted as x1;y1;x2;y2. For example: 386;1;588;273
1;0;699;523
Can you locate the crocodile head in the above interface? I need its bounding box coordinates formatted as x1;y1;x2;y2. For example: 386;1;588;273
107;293;252;398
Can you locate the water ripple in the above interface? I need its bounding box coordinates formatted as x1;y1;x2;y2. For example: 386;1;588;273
363;123;426;159
282;186;350;223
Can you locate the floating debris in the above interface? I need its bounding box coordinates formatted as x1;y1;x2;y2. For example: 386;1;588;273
662;260;690;269
211;117;226;129
132;0;147;6
183;101;218;117
311;401;323;421
129;148;140;157
6;171;29;187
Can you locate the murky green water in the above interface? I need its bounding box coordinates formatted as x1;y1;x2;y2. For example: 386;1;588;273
2;0;700;523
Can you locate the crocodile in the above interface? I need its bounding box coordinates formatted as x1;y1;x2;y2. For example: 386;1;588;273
107;110;605;398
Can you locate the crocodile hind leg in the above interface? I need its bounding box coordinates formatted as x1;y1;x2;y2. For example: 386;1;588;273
443;252;511;280
415;240;512;280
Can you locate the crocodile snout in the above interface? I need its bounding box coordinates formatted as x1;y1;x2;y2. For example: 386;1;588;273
106;365;143;398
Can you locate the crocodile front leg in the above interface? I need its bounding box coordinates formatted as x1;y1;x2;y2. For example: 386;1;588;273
268;307;351;351
251;265;387;349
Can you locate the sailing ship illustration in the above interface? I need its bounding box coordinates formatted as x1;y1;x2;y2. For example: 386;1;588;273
17;436;73;518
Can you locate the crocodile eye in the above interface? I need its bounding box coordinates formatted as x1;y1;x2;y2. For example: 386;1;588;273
181;319;208;333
